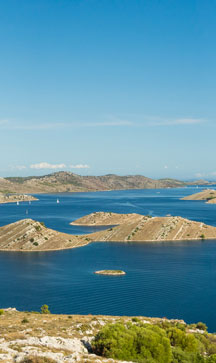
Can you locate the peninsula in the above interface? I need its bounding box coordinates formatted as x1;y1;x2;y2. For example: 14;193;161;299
181;189;216;204
0;192;38;204
1;212;216;251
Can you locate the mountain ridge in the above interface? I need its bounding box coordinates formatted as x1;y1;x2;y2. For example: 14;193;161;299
1;171;214;194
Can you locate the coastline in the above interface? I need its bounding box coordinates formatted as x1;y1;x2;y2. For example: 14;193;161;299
0;236;215;253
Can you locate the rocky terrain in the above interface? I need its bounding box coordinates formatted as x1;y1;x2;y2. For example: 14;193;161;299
71;211;142;226
0;172;188;193
0;219;88;251
72;212;216;242
0;308;206;363
182;189;216;204
1;212;216;251
0;193;38;204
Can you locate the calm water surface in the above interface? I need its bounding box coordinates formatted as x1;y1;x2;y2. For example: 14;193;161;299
1;187;216;331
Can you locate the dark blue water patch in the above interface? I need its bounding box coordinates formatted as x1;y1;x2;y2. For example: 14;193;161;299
1;240;216;332
0;187;216;234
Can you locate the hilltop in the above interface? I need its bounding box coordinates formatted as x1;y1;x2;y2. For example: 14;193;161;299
182;189;216;204
1;212;216;251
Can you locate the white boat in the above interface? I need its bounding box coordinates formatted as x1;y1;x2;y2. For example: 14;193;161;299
57;199;60;204
17;201;19;205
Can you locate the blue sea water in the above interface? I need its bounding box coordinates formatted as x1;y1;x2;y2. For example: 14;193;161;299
1;187;216;331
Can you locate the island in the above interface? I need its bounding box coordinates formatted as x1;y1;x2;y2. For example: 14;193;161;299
95;270;126;275
1;171;215;194
1;212;216;251
0;192;38;204
181;189;216;204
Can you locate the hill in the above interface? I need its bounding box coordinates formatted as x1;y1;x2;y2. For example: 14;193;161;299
0;219;87;251
0;171;187;193
72;212;216;243
1;213;216;252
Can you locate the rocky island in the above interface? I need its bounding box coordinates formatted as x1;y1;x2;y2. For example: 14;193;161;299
1;212;216;251
181;189;216;204
95;270;126;275
0;192;38;204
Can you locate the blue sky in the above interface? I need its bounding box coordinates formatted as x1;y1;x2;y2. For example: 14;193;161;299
0;0;215;179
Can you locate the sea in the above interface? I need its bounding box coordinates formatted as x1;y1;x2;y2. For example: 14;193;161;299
1;186;216;331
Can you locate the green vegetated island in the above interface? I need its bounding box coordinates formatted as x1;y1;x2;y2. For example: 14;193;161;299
182;189;216;204
0;171;214;194
0;212;216;251
0;307;216;363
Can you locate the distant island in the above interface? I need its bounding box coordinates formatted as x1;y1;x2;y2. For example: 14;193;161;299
95;270;126;275
1;212;216;251
0;192;38;204
0;171;215;194
181;189;216;204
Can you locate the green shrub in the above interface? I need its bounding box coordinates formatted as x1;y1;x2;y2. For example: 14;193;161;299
167;327;199;353
33;242;39;246
196;322;208;331
40;304;50;314
172;347;205;363
0;309;4;315
30;238;34;242
207;355;216;362
92;322;172;363
22;318;29;324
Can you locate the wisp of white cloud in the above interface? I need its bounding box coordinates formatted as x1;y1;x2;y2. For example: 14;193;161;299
151;118;204;126
69;164;90;169
30;162;66;170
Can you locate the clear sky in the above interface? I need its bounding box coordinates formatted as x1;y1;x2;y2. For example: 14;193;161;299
0;0;215;180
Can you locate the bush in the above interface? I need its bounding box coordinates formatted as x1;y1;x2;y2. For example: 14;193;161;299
167;327;199;353
196;322;208;331
40;304;50;314
0;309;4;315
92;322;172;363
33;242;39;246
22;318;29;324
172;347;205;363
20;357;56;363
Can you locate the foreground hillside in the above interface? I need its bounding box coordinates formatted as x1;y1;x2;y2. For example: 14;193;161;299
1;171;187;193
1;212;216;251
0;308;215;363
182;189;216;204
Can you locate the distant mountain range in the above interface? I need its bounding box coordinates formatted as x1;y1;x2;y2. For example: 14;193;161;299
0;171;214;194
